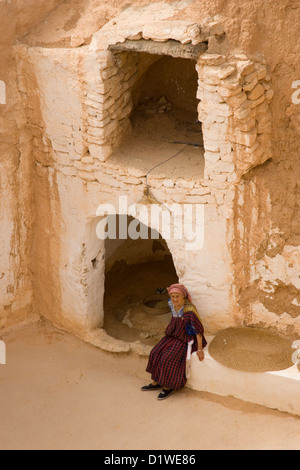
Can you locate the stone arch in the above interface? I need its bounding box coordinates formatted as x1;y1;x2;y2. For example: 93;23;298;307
100;212;179;343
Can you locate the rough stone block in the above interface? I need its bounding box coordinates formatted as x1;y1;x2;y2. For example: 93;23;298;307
88;115;111;128
197;53;227;66
57;165;78;177
204;151;221;163
226;91;247;108
203;139;220;153
233;101;253;120
215;189;225;204
233;128;257;147
237;60;255;76
102;96;116;111
101;66;118;80
86;91;111;104
237;118;256;132
247;83;265;101
163;179;175;188
221;71;241;90
78;170;97;182
82;156;94;165
244;71;258;84
89;144;113;162
219;85;242;98
215;160;235;174
265;89;274;102
250;94;266;109
74;160;94;172
243;76;259;92
202;65;236;85
257;67;267;80
212;174;228;183
257;116;272;134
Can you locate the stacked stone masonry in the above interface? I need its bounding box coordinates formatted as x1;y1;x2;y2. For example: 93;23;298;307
15;18;274;222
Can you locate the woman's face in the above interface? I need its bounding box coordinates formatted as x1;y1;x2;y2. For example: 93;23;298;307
170;292;185;310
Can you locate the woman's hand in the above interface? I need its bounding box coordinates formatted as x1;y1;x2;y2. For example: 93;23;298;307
196;334;204;361
197;350;205;361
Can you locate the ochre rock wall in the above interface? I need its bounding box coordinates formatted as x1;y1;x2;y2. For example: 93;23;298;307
0;0;62;330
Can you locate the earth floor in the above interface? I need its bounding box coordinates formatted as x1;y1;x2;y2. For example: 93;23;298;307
0;319;300;450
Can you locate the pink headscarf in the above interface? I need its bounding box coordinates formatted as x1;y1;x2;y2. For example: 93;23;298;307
167;283;192;303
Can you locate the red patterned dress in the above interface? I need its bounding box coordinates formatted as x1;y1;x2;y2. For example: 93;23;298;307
146;306;207;390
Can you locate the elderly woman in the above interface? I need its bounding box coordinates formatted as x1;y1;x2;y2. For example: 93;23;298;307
141;283;207;400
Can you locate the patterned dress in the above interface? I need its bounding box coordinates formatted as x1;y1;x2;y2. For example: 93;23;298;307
146;303;207;390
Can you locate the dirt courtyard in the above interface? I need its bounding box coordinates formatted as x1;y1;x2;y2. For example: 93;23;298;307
0;319;300;451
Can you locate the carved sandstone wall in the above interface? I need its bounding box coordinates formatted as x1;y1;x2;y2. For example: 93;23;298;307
0;0;61;330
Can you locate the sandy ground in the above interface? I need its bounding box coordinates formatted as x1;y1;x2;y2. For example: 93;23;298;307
108;106;204;181
0;320;300;451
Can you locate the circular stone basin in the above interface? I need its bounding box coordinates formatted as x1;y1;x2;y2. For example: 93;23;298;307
142;295;170;315
208;327;294;372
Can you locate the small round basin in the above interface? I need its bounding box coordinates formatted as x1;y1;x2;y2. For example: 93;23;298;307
142;295;170;315
208;327;294;372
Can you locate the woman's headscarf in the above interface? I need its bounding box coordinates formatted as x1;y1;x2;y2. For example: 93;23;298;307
167;284;192;303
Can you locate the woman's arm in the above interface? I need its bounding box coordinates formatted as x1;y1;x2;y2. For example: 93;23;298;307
196;333;204;361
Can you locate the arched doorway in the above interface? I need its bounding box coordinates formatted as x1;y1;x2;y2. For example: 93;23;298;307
103;214;178;345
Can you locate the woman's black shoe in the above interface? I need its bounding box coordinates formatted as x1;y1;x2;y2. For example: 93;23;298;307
157;389;174;400
141;383;162;391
